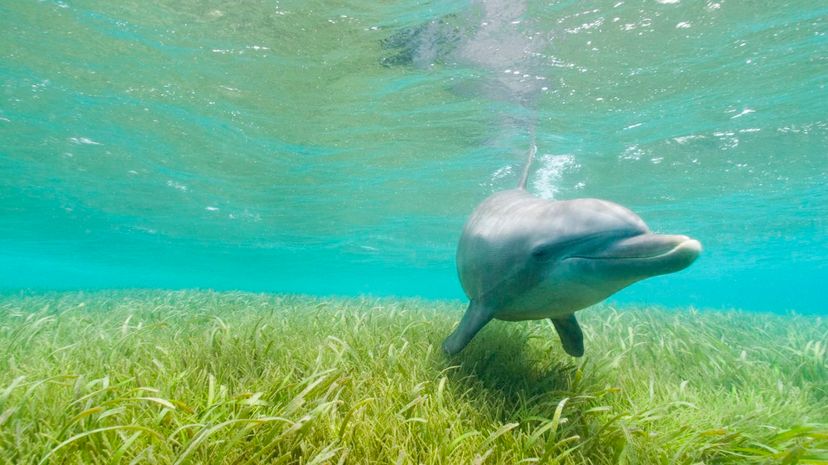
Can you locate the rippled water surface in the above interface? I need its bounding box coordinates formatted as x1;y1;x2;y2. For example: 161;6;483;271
1;0;826;312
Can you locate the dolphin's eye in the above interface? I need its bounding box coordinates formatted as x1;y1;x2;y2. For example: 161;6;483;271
531;247;552;260
532;231;635;262
531;241;568;261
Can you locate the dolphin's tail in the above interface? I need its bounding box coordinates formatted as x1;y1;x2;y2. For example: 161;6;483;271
517;140;537;190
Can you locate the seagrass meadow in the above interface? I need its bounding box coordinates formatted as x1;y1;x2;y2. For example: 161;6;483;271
0;291;825;464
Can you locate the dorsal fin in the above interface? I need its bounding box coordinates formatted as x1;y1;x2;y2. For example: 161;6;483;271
517;141;537;190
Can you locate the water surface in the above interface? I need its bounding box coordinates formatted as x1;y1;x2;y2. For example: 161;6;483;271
1;0;826;312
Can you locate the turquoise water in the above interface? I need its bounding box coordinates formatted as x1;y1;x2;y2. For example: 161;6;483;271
1;0;825;313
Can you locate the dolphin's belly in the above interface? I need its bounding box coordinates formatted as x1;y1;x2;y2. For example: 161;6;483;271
494;308;570;321
492;280;604;321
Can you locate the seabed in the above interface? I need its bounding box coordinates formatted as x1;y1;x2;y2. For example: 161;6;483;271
0;291;825;464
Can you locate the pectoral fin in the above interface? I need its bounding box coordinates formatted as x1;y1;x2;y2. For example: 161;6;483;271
442;301;493;355
551;314;584;357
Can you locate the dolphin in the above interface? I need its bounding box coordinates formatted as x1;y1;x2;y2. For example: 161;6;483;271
443;148;702;356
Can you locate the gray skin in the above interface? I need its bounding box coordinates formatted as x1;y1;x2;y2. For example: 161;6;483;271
443;188;702;356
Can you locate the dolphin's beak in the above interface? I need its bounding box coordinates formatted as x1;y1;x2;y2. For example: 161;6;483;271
600;234;700;260
569;234;702;277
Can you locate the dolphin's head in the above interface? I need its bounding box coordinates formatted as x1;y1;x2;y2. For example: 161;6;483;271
526;198;702;311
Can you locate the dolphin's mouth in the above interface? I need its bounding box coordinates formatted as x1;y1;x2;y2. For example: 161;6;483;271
566;234;702;268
